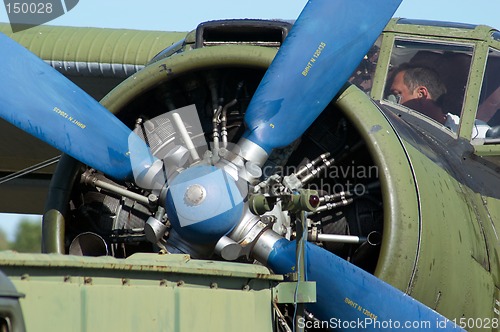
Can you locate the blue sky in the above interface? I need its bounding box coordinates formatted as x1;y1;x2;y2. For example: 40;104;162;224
0;0;499;240
0;1;499;31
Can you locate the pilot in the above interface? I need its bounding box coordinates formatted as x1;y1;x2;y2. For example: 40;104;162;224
389;64;490;138
389;64;447;124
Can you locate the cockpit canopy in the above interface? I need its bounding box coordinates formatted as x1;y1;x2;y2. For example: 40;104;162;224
349;19;500;146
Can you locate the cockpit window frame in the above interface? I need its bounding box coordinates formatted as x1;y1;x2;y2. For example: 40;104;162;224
471;47;500;145
372;34;480;140
468;44;500;158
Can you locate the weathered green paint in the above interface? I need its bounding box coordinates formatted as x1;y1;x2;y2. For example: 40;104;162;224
370;32;395;101
101;45;278;114
373;18;500;144
0;252;281;332
273;282;316;304
400;142;494;321
480;195;500;286
41;209;65;254
365;21;500;327
475;144;500;156
338;81;500;327
384;18;496;41
460;40;489;140
336;85;420;292
0;23;186;66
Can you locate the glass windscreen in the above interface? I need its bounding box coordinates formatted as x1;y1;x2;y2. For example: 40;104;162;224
348;36;382;94
385;39;473;135
476;48;500;140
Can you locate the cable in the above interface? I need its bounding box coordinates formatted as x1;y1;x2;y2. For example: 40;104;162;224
0;155;60;185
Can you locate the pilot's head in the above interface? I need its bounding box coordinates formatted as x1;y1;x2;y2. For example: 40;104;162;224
390;65;446;104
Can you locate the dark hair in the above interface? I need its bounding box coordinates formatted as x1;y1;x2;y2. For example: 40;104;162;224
395;64;447;100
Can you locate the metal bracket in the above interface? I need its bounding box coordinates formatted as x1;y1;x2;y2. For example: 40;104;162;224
273;281;316;304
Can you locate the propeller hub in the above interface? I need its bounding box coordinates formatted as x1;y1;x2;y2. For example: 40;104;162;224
165;165;245;244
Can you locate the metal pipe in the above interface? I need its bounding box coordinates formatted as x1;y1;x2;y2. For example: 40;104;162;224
314;197;354;212
90;177;151;205
69;232;109;256
300;158;335;185
42;209;65;254
221;99;237;148
295;152;330;178
42;154;81;254
366;231;382;246
172;112;200;161
212;106;222;152
319;191;351;203
309;233;367;244
309;231;381;245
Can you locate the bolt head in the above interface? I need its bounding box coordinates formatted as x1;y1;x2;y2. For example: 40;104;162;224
184;184;206;206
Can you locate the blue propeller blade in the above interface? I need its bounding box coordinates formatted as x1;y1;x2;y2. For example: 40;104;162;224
243;0;402;153
0;33;156;181
268;239;465;331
